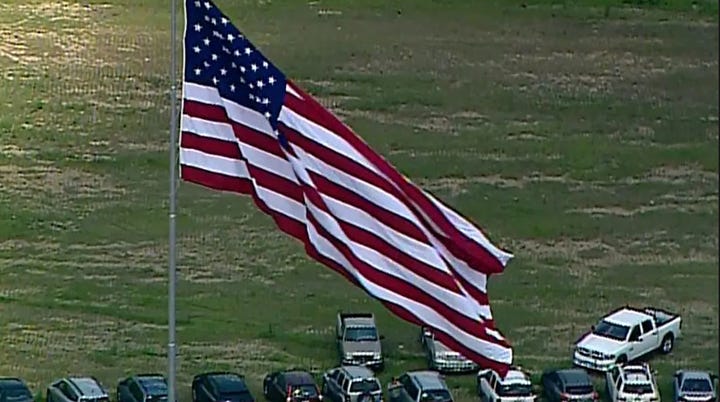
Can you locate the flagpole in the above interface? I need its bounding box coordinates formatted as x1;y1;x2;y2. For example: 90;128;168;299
168;0;179;399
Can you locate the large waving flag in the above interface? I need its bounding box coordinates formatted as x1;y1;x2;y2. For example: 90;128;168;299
179;0;515;375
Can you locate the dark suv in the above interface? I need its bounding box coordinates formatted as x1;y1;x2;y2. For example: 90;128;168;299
0;378;34;402
192;372;254;402
388;371;453;402
117;374;169;402
541;369;598;402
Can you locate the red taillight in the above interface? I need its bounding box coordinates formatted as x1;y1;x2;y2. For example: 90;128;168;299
592;392;599;400
560;393;570;401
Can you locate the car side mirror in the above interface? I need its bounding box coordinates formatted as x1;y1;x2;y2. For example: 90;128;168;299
590;325;595;331
652;370;658;376
380;335;385;340
711;374;718;381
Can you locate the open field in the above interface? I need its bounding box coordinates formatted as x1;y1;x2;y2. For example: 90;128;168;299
0;0;717;401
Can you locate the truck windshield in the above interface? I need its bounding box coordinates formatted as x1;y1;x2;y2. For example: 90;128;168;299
350;379;381;393
593;321;630;341
498;384;533;397
682;379;713;393
623;384;653;394
2;387;33;402
345;327;378;342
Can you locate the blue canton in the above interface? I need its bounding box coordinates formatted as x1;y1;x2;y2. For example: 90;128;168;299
184;0;287;129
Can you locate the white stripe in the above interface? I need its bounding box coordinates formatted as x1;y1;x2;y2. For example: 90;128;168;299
181;115;236;143
239;143;298;184
305;221;512;363
184;82;273;135
254;185;307;223
279;106;376;171
427;191;514;266
180;148;249;179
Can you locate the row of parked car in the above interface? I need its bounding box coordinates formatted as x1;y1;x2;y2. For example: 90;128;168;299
0;306;714;402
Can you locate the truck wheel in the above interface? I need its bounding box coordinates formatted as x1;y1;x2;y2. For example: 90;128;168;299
660;335;674;354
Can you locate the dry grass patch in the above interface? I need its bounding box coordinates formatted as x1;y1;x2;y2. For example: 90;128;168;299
0;164;126;198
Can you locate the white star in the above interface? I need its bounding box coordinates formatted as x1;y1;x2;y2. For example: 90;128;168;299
240;66;246;73
211;17;217;25
204;1;211;10
231;62;237;68
262;98;269;105
212;77;218;85
262;61;269;68
268;76;275;85
203;61;210;68
257;80;264;88
194;24;202;32
244;47;252;55
264;111;271;118
250;63;258;72
193;46;201;53
204;15;210;22
221;17;228;25
194;0;201;7
203;37;210;46
222;46;230;54
255;97;261;103
227;34;235;42
249;83;254;89
249;94;255;100
211;54;218;61
230;84;235;92
240;77;245;83
233;50;241;57
194;68;201;75
212;30;222;39
220;68;227;75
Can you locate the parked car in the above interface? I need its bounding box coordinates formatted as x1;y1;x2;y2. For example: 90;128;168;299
541;368;598;402
46;377;109;402
672;370;718;402
263;370;321;402
192;372;254;402
419;326;478;373
0;378;34;402
477;367;536;402
573;306;682;371
605;364;660;402
389;371;453;402
321;366;382;402
336;312;384;370
117;374;168;402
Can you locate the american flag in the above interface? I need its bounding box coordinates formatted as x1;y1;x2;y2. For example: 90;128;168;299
179;0;514;374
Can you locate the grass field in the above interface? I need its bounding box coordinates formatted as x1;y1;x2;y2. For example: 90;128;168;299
0;0;718;401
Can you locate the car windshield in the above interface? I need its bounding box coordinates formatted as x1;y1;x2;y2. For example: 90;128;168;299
345;327;378;342
419;390;452;402
2;387;33;402
498;384;533;397
350;379;380;393
623;384;653;394
682;379;713;393
592;320;630;341
291;385;318;399
219;391;254;402
565;385;594;395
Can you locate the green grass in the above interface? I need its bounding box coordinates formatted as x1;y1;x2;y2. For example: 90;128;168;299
0;0;717;401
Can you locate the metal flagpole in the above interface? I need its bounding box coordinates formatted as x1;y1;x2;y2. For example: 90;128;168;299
168;0;179;399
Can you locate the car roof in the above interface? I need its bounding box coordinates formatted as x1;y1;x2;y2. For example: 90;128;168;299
605;308;651;326
679;371;713;380
0;378;27;389
502;370;531;384
342;366;375;379
136;375;168;395
68;377;106;396
408;371;446;390
283;371;316;385
555;369;592;385
205;373;248;393
345;317;376;327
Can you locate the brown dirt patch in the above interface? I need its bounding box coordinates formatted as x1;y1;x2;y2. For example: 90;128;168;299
0;164;126;198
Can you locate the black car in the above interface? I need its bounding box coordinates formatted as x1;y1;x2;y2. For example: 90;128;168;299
263;371;321;402
0;378;33;402
117;374;169;402
541;369;598;402
192;372;254;402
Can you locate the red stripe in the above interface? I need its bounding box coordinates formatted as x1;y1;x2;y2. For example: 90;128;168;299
246;165;304;203
283;85;506;275
305;171;463;295
280;124;427;244
183;99;231;125
181;131;241;159
180;165;252;194
299;181;508;348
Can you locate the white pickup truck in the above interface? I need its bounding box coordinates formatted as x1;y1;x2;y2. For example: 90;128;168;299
573;306;682;371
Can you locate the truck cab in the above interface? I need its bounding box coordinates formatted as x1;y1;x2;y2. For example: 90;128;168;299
605;364;660;402
477;367;537;402
336;312;384;370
